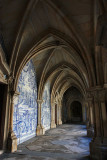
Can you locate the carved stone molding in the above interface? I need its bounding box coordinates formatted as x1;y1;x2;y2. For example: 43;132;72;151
87;86;106;102
0;44;10;83
37;99;43;104
0;69;6;83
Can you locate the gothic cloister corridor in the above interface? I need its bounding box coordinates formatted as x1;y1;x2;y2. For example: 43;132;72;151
0;0;107;160
0;124;91;160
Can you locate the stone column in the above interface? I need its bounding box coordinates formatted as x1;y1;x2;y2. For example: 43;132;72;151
36;100;45;135
86;102;90;128
87;98;94;137
7;91;19;152
56;104;59;125
101;102;107;138
82;103;87;123
58;101;62;125
51;102;56;128
90;88;107;160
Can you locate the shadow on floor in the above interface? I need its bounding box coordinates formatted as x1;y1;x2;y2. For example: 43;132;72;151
0;124;91;160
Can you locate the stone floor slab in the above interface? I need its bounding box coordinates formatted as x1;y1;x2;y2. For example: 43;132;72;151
0;124;91;160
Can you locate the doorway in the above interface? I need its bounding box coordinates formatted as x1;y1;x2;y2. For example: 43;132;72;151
70;101;82;122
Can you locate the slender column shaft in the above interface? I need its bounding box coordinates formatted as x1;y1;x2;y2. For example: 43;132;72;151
82;104;86;122
8;91;19;152
51;102;56;128
10;97;14;132
90;89;107;160
36;99;45;135
37;100;42;126
94;101;101;137
89;101;94;126
101;102;107;138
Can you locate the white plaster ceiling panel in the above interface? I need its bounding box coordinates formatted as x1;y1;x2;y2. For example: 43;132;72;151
56;75;83;93
32;49;53;82
63;47;87;74
52;0;96;45
0;0;97;91
52;0;91;15
50;68;86;96
1;0;29;57
16;0;77;59
59;76;86;97
43;48;75;75
40;36;57;46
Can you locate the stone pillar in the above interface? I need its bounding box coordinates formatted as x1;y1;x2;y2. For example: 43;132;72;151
90;89;107;160
101;102;107;138
56;98;62;125
7;91;19;152
51;102;56;128
58;102;62;125
36;100;45;135
86;102;90;128
82;104;87;123
56;103;59;125
87;98;94;137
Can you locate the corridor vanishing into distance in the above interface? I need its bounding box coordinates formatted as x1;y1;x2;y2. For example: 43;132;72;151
0;124;91;160
0;1;107;160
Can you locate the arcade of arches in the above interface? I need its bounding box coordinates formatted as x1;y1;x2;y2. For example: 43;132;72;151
0;0;107;160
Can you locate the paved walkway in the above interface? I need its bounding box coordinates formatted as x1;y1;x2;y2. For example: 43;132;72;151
0;124;91;160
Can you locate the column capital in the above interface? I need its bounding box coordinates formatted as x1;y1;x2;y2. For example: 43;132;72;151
37;99;43;104
10;90;20;97
87;97;93;102
87;87;106;102
10;90;20;102
93;89;106;102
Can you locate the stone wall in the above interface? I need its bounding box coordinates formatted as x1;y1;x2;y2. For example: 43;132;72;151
41;82;51;131
13;60;37;144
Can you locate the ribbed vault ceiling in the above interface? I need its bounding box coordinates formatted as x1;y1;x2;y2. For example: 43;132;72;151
0;0;100;98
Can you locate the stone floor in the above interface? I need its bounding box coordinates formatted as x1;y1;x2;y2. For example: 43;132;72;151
0;124;91;160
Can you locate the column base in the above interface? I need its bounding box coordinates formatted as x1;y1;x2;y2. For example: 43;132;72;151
90;139;107;160
0;150;4;155
104;83;107;88
36;125;45;136
7;131;17;152
58;120;62;125
51;122;56;128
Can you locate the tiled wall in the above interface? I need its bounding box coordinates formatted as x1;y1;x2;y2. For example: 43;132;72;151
13;60;37;144
41;82;51;131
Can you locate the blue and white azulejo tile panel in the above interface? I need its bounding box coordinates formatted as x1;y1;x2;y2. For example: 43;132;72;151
13;60;38;144
41;82;51;131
